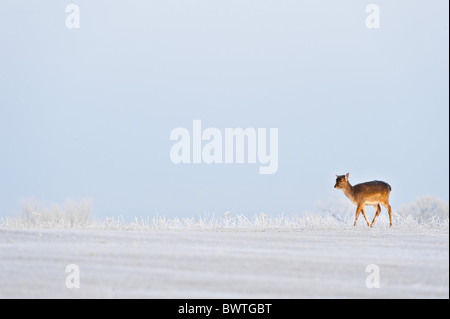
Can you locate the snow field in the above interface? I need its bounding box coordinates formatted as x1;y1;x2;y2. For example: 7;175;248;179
0;224;448;298
1;200;448;299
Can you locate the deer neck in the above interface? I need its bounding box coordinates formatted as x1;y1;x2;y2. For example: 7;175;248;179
341;183;356;202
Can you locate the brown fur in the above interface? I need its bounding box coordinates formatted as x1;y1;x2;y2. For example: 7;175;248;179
334;173;392;227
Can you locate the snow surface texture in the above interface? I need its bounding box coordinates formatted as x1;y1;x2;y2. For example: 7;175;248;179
0;207;448;299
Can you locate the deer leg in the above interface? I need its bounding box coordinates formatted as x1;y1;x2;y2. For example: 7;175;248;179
371;204;382;227
360;205;371;227
354;204;363;226
382;202;393;227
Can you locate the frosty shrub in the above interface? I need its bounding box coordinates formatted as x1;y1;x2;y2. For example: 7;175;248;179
397;196;449;221
19;199;92;227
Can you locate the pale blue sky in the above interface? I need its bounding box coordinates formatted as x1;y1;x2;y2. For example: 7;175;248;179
0;1;448;219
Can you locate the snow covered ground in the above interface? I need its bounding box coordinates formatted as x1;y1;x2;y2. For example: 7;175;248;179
0;213;448;299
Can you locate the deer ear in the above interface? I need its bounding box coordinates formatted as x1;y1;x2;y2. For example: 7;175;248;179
345;173;349;181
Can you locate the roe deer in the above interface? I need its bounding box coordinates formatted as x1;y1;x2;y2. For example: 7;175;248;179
334;173;392;227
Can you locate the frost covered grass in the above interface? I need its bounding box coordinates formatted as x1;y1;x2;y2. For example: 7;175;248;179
1;196;448;231
105;211;448;231
1;211;448;231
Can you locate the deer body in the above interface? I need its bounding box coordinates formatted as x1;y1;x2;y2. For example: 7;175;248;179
334;173;392;227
